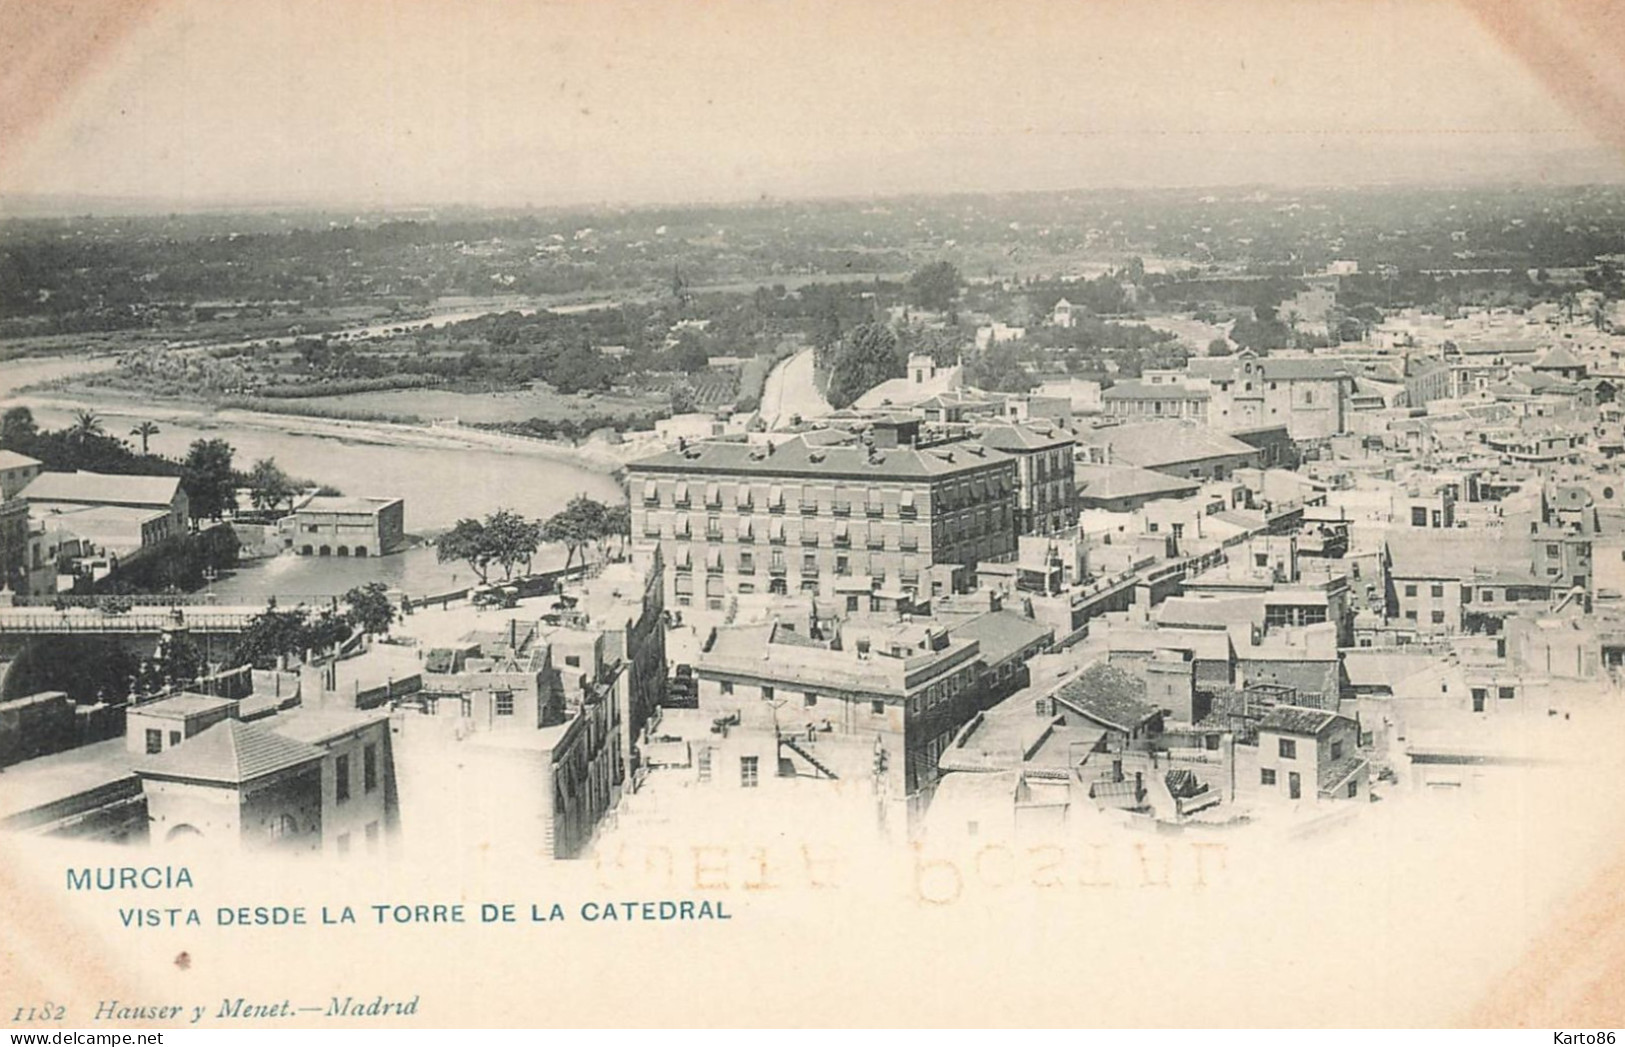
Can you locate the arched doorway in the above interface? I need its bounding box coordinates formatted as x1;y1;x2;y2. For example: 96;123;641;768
319;545;332;556
336;546;349;557
301;545;313;556
354;546;368;557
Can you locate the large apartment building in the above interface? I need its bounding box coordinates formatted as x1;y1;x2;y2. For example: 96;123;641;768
626;431;1020;610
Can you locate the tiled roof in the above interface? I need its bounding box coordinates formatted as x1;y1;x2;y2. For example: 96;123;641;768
1534;345;1584;370
626;434;1013;480
20;471;181;507
1050;663;1160;733
1257;705;1347;737
1318;755;1369;794
1078;421;1256;470
135;719;323;784
1075;464;1200;502
974;423;1076;451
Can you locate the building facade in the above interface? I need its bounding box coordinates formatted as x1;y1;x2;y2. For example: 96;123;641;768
626;435;1020;610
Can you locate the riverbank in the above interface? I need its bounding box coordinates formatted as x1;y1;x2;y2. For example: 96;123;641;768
5;385;654;474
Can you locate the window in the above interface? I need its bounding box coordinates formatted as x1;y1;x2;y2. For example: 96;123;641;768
1499;686;1516;700
1405;610;1418;621
740;756;759;789
145;729;162;755
871;700;885;716
1261;768;1277;786
335;754;351;803
1547;544;1561;557
1330;740;1343;760
1347;780;1359;798
697;748;712;782
363;744;378;793
1411;507;1427;527
1404;584;1417;597
721;680;734;696
1481;588;1495;602
1278;739;1296;760
1430;584;1444;598
1430;610;1445;624
804;692;818;708
168;731;181;746
495;692;515;716
565;654;581;667
761;685;774;701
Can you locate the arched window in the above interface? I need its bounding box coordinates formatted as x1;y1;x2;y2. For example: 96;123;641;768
266;814;298;839
165;824;203;843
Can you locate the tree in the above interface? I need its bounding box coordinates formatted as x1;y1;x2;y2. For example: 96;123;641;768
543;496;605;571
1;406;38;449
135;631;206;696
68;409;104;444
232;607;316;669
484;508;542;580
907;262;962;313
600;503;631;561
129;421;161;455
343;582;396;636
437;518;492;585
181;438;237;521
824;322;903;410
247;458;295;513
965;340;1037;393
1206;337;1233;357
669;381;698;415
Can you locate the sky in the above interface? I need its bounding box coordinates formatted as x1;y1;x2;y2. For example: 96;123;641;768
3;0;1625;211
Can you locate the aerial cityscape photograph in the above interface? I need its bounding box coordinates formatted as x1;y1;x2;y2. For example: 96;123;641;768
3;0;1625;1031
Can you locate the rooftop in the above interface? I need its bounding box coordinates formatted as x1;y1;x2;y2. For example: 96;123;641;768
129;693;236;721
1075;464;1200;502
19;471;181;507
134;719;325;784
1258;705;1350;737
1078;421;1257;470
627;434;1013;481
1049;662;1160;733
945;609;1053;667
299;495;402;514
0;450;41;471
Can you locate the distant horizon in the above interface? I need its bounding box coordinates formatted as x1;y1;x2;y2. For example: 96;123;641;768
7;167;1625;223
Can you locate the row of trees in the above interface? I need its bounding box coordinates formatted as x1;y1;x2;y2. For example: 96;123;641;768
231;583;395;670
435;496;630;586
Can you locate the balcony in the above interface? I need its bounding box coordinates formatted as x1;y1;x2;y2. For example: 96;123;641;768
768;503;786;515
769;563;788;575
833;536;851;549
865;505;885;519
737;532;755;544
833;503;852;517
900;538;919;552
705;529;723;542
801;503;819;516
899;505;918;520
867;538;886;551
801;534;820;547
802;564;820;577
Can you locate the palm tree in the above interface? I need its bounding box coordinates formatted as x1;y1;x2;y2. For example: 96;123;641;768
69;409;104;443
130;420;160;455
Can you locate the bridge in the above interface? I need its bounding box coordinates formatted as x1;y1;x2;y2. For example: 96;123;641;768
0;606;262;637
